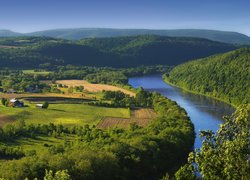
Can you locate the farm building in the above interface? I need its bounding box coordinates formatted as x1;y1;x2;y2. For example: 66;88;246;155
9;98;24;107
36;104;44;108
7;89;17;94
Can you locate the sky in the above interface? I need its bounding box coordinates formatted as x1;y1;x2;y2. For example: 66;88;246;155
0;0;250;35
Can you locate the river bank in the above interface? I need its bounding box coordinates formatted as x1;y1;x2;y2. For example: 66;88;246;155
129;74;235;148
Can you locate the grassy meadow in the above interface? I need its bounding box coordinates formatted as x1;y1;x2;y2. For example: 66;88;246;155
22;69;51;75
0;103;130;126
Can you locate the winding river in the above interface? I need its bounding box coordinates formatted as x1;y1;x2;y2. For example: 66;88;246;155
129;74;235;149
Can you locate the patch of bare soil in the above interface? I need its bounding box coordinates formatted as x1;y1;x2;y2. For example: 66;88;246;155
97;108;157;129
56;80;135;96
0;115;14;127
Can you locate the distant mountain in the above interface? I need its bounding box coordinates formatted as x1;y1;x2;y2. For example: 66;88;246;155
166;48;250;106
0;35;237;68
0;29;22;37
26;28;250;44
1;28;250;44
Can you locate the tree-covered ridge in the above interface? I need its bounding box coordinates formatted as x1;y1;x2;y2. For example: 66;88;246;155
0;35;237;68
1;28;250;45
165;48;250;106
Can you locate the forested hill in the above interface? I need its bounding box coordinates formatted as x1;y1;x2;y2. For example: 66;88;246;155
0;30;22;37
29;29;250;44
0;35;237;68
1;28;250;44
165;48;250;106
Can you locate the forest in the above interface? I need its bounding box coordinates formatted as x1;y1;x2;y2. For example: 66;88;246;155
174;103;250;179
0;35;237;68
165;48;250;106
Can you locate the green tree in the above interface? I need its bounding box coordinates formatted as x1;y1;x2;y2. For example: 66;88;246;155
1;98;7;106
176;103;250;179
44;170;71;180
42;101;49;109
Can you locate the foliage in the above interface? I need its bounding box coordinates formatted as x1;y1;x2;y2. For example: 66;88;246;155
44;170;71;180
0;35;237;68
175;103;250;179
0;93;195;179
42;101;49;109
85;71;128;84
96;88;153;108
1;98;7;106
166;48;250;106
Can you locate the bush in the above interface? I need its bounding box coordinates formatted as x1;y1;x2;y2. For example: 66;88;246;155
42;101;49;109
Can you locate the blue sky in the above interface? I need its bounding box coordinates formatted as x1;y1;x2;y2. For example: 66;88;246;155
1;0;250;35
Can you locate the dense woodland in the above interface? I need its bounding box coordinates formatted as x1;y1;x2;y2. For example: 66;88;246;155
0;92;195;179
0;35;237;68
166;48;250;106
174;103;250;179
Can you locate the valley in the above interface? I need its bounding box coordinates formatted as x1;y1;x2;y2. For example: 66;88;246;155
0;30;249;180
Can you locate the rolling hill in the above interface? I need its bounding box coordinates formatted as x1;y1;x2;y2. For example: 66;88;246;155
1;28;250;44
0;30;22;37
0;35;238;68
165;48;250;106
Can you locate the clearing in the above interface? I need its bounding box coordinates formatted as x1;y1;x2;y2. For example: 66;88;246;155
56;80;135;96
0;104;130;126
97;108;157;129
22;70;51;75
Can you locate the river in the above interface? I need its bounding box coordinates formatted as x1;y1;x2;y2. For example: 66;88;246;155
129;74;235;149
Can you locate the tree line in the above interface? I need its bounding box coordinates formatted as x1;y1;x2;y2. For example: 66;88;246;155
166;48;250;106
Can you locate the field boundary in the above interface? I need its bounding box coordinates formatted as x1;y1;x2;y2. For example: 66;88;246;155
97;108;157;129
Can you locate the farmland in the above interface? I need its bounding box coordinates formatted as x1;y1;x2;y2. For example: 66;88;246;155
0;92;94;99
22;70;51;75
0;103;130;127
97;108;157;129
56;80;135;96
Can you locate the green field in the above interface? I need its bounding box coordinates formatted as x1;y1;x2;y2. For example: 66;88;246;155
0;103;130;126
2;135;76;155
22;70;51;75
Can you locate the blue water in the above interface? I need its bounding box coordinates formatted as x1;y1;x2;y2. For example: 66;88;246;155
129;74;235;149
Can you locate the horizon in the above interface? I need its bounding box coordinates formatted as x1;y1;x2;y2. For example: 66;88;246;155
1;27;250;37
1;0;250;36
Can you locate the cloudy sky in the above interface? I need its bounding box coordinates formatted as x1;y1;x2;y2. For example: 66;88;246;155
1;0;250;35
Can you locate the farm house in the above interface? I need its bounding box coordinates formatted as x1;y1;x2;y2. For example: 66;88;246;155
9;98;24;107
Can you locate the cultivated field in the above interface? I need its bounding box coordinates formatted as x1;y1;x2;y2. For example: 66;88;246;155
0;93;94;100
56;80;135;96
0;104;130;127
97;108;157;129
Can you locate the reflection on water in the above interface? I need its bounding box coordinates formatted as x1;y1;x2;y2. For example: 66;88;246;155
129;74;235;149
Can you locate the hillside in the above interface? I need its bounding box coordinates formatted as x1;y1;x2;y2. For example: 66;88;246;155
27;29;250;44
0;30;22;37
1;28;250;44
165;48;250;106
0;35;237;68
